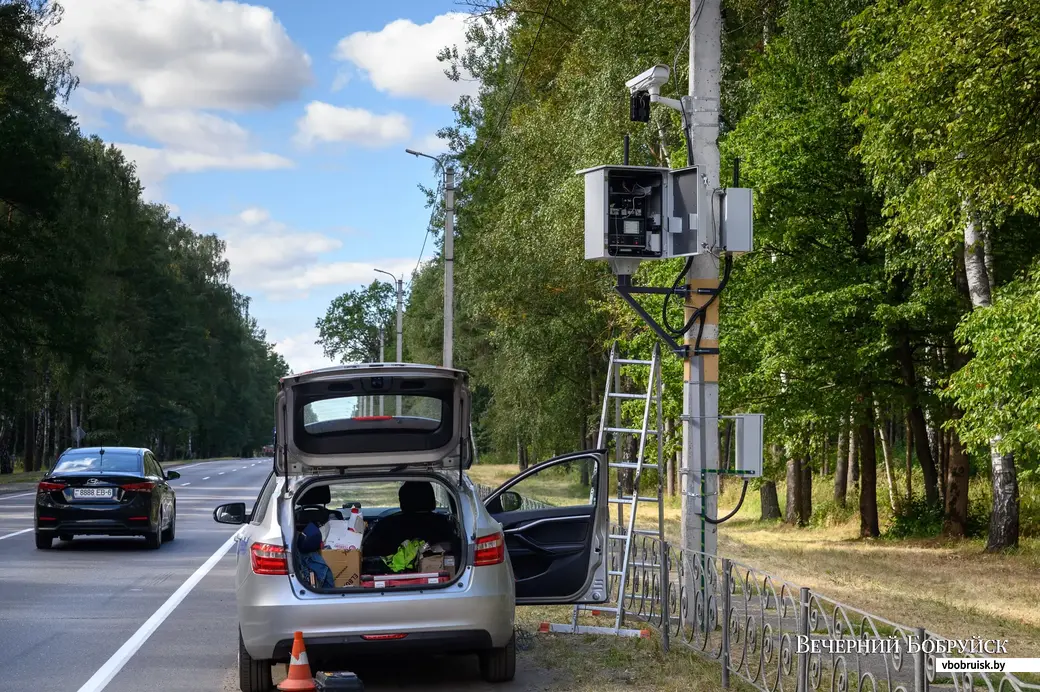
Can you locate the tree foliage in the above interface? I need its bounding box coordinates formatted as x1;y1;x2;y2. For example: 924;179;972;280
0;0;287;469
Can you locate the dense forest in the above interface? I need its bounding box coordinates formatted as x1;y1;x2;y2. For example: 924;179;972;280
318;0;1040;552
0;1;288;468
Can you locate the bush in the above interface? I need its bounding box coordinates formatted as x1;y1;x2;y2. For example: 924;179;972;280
885;495;989;539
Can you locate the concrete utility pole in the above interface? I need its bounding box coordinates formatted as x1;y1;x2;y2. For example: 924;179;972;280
682;0;722;578
375;268;405;416
405;149;455;369
378;327;385;416
443;167;455;369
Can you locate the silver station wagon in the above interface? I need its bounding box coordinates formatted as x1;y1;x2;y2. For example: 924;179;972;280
214;363;610;691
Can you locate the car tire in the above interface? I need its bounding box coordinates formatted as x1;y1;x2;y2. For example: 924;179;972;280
162;505;176;542
239;629;272;692
145;512;163;550
35;533;52;550
479;632;516;683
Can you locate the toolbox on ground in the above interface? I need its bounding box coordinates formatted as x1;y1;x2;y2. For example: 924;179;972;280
360;571;450;588
315;671;364;691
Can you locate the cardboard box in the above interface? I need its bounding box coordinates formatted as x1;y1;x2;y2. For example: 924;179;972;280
321;548;361;588
323;520;362;551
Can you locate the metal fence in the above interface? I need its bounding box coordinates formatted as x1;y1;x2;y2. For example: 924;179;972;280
473;480;1037;690
473;482;554;511
605;529;1039;692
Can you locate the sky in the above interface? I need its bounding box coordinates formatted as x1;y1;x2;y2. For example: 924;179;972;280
51;0;481;374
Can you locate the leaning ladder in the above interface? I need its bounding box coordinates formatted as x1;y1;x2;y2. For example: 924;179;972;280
544;342;665;638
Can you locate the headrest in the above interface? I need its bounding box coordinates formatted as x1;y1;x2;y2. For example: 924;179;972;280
299;484;331;506
399;481;435;513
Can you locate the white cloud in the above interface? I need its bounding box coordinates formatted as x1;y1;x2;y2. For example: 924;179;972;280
115;143;293;199
260;258;416;299
411;132;449;156
334;12;478;105
293;102;410;148
211;208;414;301
330;70;352;93
56;0;312;111
274;329;340;375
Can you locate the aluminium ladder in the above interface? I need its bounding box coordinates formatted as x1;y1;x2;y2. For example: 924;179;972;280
545;342;665;638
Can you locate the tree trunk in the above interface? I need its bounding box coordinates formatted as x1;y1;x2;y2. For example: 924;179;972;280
944;417;970;537
785;452;802;526
848;419;859;488
962;213;1020;550
760;480;781;520
904;413;913;501
800;459;813;526
25;408;36;472
835;417;849;506
821;435;830;476
875;405;899;512
623;436;637;495
895;337;940;504
858;404;880;538
517;437;528;472
940;427;949;508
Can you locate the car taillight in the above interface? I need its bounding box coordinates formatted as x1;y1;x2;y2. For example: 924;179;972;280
474;532;505;566
250;542;289;575
120;482;155;492
37;481;66;492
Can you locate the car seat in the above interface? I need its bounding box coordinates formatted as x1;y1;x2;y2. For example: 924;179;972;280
361;481;458;557
295;484;344;528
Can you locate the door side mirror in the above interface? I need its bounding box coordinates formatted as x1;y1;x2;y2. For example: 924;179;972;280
214;502;248;524
499;491;523;513
166;470;181;480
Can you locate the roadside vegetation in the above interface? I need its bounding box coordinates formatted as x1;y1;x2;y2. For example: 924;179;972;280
318;0;1040;561
0;1;287;476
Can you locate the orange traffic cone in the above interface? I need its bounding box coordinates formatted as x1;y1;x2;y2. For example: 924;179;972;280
278;631;316;691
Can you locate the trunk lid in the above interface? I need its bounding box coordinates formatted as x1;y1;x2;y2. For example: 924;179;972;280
274;363;472;475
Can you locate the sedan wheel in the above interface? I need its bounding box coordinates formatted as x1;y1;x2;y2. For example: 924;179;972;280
35;533;52;550
239;629;272;692
162;504;176;542
145;512;163;550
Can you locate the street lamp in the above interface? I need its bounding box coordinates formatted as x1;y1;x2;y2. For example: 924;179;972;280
405;148;455;369
375;267;404;416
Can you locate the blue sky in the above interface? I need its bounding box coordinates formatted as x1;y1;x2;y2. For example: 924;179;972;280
53;0;479;373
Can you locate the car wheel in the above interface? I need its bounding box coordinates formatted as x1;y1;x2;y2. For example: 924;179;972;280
162;505;176;542
478;632;516;683
145;512;163;550
239;628;272;692
35;533;52;550
58;534;73;542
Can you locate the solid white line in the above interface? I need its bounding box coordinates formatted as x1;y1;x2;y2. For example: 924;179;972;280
0;528;32;541
75;534;237;692
0;491;36;501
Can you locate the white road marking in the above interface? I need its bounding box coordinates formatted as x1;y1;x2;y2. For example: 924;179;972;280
0;491;36;501
218;472;225;475
202;477;210;481
180;482;191;487
75;533;237;692
0;527;32;541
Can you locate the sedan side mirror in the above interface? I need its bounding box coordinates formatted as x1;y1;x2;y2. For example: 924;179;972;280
214;502;248;524
166;470;181;480
499;491;523;513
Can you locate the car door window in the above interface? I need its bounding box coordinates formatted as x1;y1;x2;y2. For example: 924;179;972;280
144;454;161;478
485;456;597;514
250;473;278;525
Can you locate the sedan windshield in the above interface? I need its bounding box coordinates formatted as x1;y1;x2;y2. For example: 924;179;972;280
52;452;142;474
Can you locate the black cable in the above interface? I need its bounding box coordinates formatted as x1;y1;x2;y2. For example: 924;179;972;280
703;480;748;524
661;256;693;334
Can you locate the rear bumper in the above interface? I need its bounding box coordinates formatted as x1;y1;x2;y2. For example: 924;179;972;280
35;498;155;535
272;630;493;663
239;565;516;661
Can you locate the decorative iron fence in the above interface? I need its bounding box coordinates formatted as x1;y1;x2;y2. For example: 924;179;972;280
472;482;554;511
607;530;1039;692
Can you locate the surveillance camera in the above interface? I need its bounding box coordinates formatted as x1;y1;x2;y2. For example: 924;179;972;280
625;64;670;96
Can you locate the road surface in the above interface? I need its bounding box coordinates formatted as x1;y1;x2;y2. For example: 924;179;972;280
0;458;552;692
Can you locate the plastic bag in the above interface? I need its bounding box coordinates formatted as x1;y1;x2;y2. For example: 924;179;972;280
382;539;427;573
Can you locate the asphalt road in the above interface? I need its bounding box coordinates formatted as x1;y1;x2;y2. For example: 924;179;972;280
0;458;547;692
0;457;269;692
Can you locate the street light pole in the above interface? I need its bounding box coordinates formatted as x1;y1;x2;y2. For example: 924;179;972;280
405;148;455;369
375;268;404;416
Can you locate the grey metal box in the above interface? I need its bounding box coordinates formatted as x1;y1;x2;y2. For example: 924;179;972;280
734;413;764;478
721;187;754;253
578;164;669;261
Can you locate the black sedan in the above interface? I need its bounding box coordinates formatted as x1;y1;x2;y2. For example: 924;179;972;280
34;446;178;550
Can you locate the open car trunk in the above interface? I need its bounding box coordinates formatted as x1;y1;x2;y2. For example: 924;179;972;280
283;474;468;595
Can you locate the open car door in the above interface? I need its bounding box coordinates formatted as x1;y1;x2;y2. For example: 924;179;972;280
483;450;609;605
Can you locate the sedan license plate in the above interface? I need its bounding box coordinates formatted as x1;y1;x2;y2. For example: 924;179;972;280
73;487;113;499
